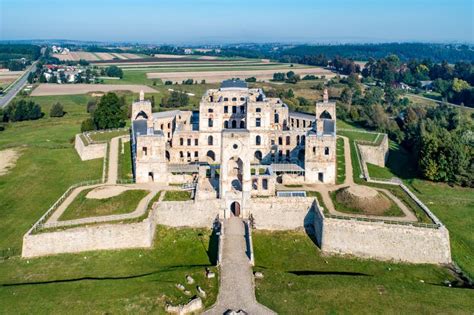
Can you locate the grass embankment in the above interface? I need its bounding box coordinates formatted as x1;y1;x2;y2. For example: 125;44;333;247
0;226;219;313
59;189;149;221
163;190;192;201
118;139;133;180
253;231;474;314
336;137;345;184
339;120;474;278
88;130;129;142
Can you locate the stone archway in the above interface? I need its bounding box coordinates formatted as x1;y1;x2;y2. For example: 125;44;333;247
230;201;241;216
228;156;243;191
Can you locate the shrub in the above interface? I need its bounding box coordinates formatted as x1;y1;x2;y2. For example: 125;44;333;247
164;80;173;85
81;118;95;132
245;77;257;82
3;100;42;122
50;102;65;117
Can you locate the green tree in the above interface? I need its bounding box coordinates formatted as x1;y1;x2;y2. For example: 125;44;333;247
92;93;126;129
50;102;65;117
105;65;123;78
340;87;353;105
81;118;95;132
452;78;470;93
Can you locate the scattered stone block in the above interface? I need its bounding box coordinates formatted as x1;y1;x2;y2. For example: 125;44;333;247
186;275;194;284
206;270;216;279
183;290;191;296
166;297;203;315
175;283;185;291
254;271;264;279
197;286;206;298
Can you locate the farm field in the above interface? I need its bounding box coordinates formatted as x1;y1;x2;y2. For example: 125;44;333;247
52;51;145;62
0;70;23;90
31;83;158;96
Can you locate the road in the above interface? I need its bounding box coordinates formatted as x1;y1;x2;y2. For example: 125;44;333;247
407;93;468;108
0;61;38;108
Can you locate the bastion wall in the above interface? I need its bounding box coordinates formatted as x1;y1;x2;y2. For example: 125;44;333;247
74;134;107;161
357;134;389;167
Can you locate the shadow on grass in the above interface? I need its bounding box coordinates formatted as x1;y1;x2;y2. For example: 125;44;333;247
1;264;212;287
287;270;371;277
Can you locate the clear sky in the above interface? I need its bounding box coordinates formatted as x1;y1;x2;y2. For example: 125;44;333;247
1;0;473;44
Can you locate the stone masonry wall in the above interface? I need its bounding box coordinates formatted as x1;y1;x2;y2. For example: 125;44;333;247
22;219;155;258
154;200;222;227
357;134;389;167
247;197;314;230
318;217;451;264
74;134;107;161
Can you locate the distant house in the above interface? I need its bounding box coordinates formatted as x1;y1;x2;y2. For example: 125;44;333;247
183;49;193;55
420;80;433;91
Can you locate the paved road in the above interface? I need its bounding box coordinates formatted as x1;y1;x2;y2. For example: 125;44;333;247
0;61;37;108
205;217;275;315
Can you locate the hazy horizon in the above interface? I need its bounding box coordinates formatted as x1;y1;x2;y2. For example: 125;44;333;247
1;0;473;44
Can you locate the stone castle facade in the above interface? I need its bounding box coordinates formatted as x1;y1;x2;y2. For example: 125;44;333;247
131;80;336;213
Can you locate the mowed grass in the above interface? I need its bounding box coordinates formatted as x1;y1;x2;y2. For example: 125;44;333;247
163;190;192;201
119;139;133;180
0;226;219;313
253;231;474;314
59;189;149;221
336;137;345;184
338;120;474;278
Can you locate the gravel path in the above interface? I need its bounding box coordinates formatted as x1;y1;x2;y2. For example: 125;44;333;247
107;136;119;184
205;217;275;315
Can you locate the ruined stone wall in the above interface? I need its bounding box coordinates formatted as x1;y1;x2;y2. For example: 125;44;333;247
315;214;451;264
358;134;389;167
154;200;223;228
247;197;314;230
22;219;155;258
74;134;107;161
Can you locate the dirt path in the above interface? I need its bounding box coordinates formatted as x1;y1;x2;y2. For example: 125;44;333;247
107;136;119;184
205;217;275;315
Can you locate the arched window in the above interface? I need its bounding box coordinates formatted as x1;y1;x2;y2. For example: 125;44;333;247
180;138;184;146
208;108;213;113
256;107;261;113
240;120;245;128
208;135;213;145
278;137;283;145
180;151;184;158
232;97;237;102
256;135;261;145
254;150;262;161
224;120;229;128
208;118;213;127
262;179;268;190
296;135;300;145
231;120;237;128
301;135;306;144
320;110;332;119
206;150;215;162
324;147;330;155
165;151;170;161
286;136;291;145
274;112;279;124
240;97;245;101
224;97;229;101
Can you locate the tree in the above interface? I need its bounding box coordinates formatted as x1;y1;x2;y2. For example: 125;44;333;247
272;72;286;81
50;102;65;117
92;93;126;129
452;78;470;93
245;77;257;82
87;99;97;113
27;72;35;84
161;91;189;108
4;100;42;122
340;87;353;105
105;65;123;78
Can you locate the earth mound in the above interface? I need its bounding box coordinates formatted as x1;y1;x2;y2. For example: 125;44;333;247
335;186;391;215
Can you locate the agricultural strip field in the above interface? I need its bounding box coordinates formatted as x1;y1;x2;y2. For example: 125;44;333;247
31;84;158;96
52;52;145;62
0;70;23;90
147;67;335;83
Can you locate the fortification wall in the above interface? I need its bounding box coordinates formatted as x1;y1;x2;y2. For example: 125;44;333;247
22;219;155;258
247;197;314;230
154;200;222;227
357;134;389;167
317;216;451;264
74;134;107;161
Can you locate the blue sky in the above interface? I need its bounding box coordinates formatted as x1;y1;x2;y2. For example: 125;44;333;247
1;0;473;43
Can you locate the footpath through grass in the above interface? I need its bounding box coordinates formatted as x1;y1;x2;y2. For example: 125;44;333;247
253;231;474;314
0;226;219;313
59;189;149;221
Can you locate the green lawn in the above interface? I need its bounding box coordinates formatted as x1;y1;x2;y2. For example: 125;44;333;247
88;130;129;142
0;226;218;313
119;139;133;180
336;137;345;184
253;231;474;314
163;190;192;201
59;189;149;221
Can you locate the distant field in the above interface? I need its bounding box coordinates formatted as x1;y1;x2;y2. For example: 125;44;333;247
31;84;158;96
0;70;23;89
52;51;145;61
147;67;335;83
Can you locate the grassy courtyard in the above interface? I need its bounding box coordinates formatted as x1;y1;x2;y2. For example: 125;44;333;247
0;226;219;313
335;137;346;184
59;188;150;221
163;190;192;201
253;231;474;314
119;138;134;180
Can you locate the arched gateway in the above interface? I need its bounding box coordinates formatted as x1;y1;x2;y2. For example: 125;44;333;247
230;201;241;216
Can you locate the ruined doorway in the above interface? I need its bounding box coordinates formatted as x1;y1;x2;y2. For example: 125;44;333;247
231;201;241;217
318;172;324;182
148;172;154;182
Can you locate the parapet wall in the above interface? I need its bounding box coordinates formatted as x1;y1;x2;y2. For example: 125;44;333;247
248;197;314;230
22;219;156;258
154;200;222;227
314;210;451;264
74;134;107;161
357;134;389;167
